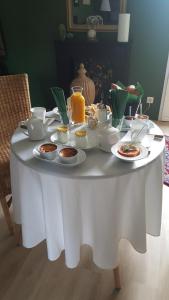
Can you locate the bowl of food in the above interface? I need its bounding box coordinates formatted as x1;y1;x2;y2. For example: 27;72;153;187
38;143;58;160
136;114;149;120
58;147;78;164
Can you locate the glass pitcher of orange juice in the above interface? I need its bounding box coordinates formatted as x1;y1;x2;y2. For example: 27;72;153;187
71;86;85;124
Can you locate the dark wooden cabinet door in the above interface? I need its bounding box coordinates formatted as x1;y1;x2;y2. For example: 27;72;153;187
55;40;130;102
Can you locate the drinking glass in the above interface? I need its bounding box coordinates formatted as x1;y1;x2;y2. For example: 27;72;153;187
112;116;124;131
130;119;149;142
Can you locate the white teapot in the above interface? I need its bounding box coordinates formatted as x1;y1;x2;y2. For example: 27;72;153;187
24;116;51;141
98;125;120;152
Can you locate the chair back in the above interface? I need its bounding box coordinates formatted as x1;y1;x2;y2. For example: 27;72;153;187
0;74;31;144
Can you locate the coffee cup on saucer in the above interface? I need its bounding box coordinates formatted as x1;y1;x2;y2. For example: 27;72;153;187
56;126;69;144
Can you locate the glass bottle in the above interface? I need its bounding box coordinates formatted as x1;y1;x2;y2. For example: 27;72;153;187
71;86;85;124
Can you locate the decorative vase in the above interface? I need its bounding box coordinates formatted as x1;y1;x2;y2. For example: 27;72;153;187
87;28;96;41
70;63;95;106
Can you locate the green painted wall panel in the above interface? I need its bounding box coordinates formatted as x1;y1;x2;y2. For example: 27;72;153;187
128;0;169;119
0;0;67;108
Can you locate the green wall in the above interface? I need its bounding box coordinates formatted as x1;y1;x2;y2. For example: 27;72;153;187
0;0;66;108
1;0;169;119
128;0;169;119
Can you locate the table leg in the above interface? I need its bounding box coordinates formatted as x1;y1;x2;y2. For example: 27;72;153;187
14;224;22;246
0;196;13;235
113;266;121;289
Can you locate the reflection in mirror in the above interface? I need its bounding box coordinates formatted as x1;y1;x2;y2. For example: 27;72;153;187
67;0;127;32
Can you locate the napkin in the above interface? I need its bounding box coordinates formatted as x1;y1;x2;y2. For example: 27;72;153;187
115;81;144;101
116;81;144;115
109;81;144;127
109;89;129;127
50;87;69;125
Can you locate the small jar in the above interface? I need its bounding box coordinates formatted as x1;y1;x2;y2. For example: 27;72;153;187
56;126;69;144
75;130;88;148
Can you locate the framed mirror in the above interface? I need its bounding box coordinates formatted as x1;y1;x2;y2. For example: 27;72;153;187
66;0;127;32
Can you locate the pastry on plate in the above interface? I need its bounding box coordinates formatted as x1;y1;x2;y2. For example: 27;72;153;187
118;143;140;157
85;104;111;116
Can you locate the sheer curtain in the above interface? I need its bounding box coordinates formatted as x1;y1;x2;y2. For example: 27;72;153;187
159;54;169;121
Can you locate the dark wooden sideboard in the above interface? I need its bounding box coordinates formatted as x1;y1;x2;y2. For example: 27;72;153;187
55;40;131;103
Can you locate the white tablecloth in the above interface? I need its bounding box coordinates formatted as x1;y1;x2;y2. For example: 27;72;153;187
10;124;165;269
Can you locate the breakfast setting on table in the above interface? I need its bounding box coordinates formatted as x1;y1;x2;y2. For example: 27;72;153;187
17;81;164;169
10;80;165;287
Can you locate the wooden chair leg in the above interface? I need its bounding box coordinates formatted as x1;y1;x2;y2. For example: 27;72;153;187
113;266;121;290
14;224;22;246
0;197;13;235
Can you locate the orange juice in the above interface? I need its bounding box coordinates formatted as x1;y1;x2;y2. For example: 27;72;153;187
71;87;85;123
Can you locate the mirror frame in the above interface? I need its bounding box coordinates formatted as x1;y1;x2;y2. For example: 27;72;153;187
66;0;127;32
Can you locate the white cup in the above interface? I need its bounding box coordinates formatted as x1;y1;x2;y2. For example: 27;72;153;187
31;107;46;123
56;126;69;144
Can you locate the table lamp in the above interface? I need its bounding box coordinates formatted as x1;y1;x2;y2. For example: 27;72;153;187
100;0;111;11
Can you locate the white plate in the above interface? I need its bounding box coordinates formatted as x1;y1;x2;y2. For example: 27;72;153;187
33;147;86;167
50;132;98;150
111;142;148;162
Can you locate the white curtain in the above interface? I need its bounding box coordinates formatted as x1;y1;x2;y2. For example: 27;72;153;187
159;54;169;121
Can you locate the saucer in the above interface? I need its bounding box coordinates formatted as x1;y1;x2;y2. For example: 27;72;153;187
33;147;86;167
50;132;98;150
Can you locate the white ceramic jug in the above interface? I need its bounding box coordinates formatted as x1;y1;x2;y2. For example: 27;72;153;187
25;117;50;140
31;107;46;123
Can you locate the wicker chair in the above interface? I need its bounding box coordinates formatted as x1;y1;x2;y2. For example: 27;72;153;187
0;74;31;234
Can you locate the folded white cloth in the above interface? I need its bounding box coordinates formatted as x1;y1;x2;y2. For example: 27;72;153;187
46;108;61;121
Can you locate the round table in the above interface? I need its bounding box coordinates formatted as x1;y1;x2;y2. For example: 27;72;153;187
10;123;165;270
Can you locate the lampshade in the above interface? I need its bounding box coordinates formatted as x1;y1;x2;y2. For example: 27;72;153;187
100;0;111;12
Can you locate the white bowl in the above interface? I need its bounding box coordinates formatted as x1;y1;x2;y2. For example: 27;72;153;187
38;143;58;160
124;116;136;128
136;114;149;120
59;147;78;164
